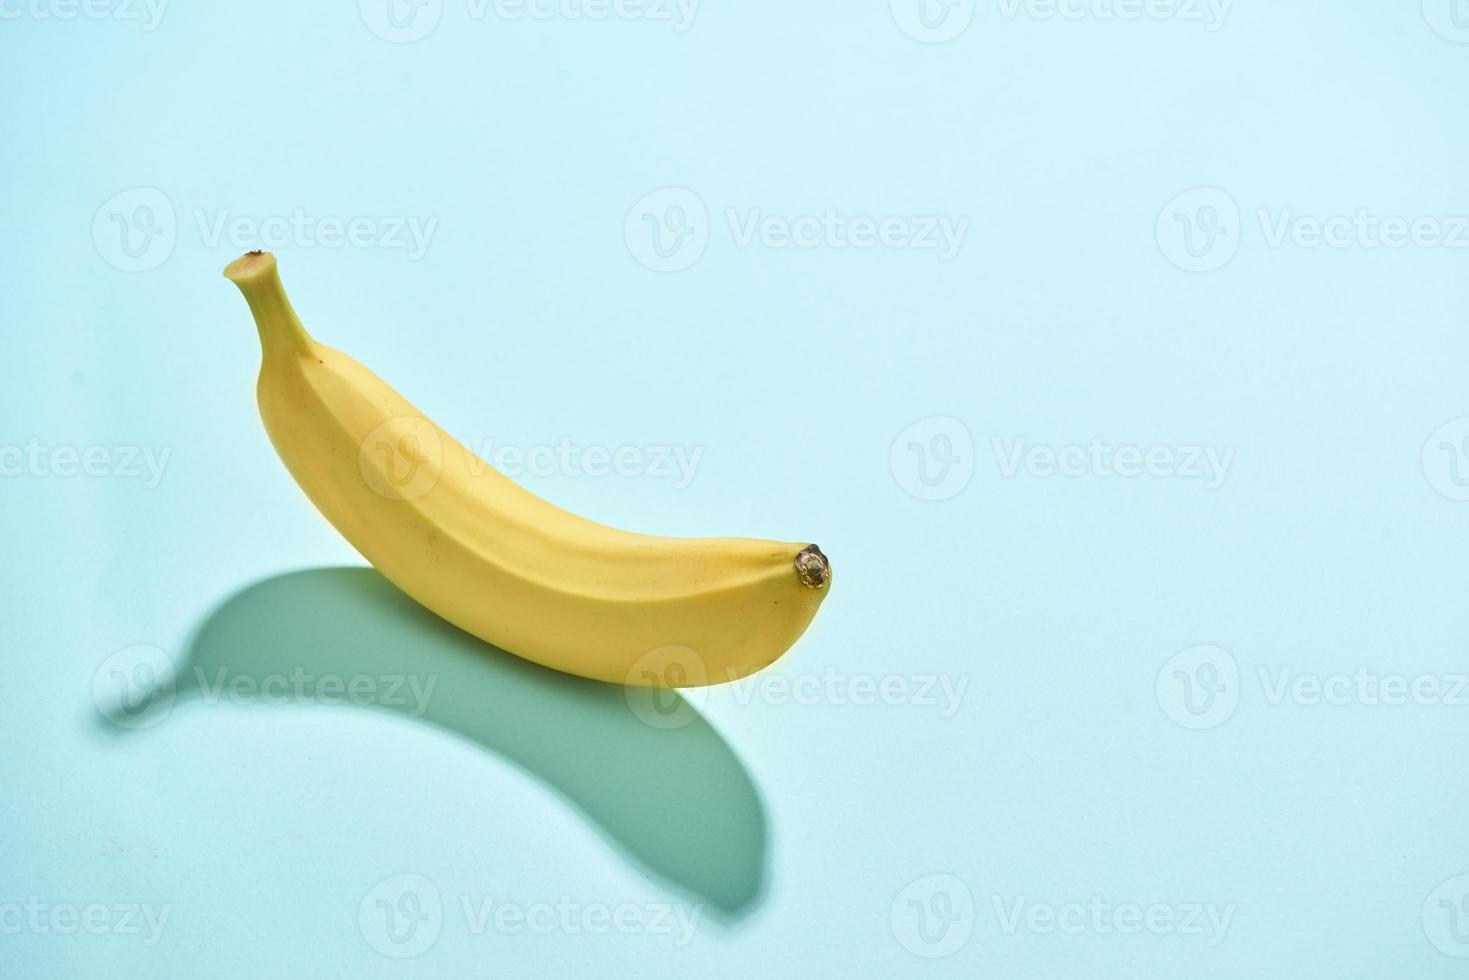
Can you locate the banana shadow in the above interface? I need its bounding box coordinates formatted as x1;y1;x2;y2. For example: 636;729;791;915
108;567;769;919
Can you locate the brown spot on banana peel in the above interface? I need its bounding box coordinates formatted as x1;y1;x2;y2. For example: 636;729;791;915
794;544;830;589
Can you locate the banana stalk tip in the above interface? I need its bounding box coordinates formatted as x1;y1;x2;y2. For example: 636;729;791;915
794;544;829;590
223;249;275;284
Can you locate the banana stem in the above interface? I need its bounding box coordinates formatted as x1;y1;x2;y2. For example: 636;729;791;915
224;251;312;357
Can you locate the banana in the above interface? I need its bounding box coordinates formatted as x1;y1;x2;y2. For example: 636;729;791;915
224;251;830;687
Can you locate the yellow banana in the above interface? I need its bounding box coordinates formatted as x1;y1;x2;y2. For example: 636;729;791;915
224;251;830;687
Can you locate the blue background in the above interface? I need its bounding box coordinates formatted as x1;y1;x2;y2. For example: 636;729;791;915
4;1;1469;976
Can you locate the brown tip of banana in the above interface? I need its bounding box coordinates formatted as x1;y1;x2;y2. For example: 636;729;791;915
223;249;275;283
794;544;830;590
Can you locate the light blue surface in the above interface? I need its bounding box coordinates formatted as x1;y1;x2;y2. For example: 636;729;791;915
4;2;1469;976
